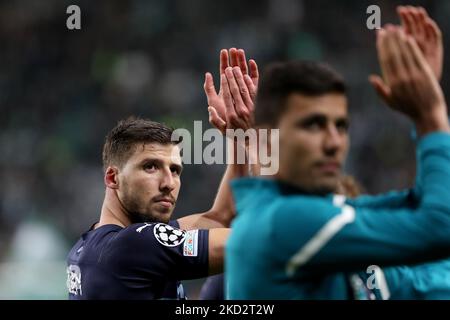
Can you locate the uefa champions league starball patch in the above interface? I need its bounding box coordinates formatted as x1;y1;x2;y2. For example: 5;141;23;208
153;223;186;247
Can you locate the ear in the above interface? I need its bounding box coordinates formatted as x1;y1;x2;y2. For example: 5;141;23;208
104;166;120;189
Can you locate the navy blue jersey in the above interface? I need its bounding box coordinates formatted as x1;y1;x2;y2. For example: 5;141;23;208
199;274;225;300
66;220;209;300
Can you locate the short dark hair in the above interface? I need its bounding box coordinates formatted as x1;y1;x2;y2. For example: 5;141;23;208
102;117;178;171
255;60;347;125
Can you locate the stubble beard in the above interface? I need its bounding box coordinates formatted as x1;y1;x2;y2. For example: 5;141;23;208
120;188;171;225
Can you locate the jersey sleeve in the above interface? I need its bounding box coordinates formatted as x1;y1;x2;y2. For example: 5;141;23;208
383;258;450;299
276;132;450;276
199;274;225;300
352;189;415;209
106;223;209;281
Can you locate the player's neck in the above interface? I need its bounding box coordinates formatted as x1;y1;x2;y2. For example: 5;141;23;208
98;188;132;229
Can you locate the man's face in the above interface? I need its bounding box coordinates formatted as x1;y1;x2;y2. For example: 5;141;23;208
275;93;349;194
116;143;182;224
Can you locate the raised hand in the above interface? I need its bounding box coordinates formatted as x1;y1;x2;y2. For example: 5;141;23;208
370;26;448;136
371;6;443;108
397;6;443;80
204;48;259;133
221;66;256;131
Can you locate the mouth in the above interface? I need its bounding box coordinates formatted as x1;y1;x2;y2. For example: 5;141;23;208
316;161;341;174
154;197;175;208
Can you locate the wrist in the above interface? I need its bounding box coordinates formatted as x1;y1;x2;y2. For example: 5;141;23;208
415;107;450;137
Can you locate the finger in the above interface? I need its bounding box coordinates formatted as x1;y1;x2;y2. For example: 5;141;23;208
233;66;253;112
425;17;442;44
248;59;259;87
237;49;249;75
220;49;229;75
396;30;415;73
377;27;398;84
387;27;408;76
376;28;390;83
415;7;427;38
226;67;246;114
208;106;227;132
369;75;392;103
418;7;428;24
418;8;438;44
398;6;412;35
418;6;430;20
405;33;430;72
204;72;218;99
405;6;419;36
229;48;239;67
225;67;249;128
221;71;240;128
221;72;234;113
244;74;257;106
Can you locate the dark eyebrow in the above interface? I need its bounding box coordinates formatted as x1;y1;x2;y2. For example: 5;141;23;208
139;158;161;166
171;163;183;173
139;158;183;172
296;112;349;124
336;117;350;126
296;113;328;126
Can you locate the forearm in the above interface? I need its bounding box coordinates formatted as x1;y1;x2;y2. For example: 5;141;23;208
177;159;247;230
414;107;450;138
384;257;450;299
208;228;230;275
414;112;450;195
301;133;450;273
352;190;414;209
208;162;247;225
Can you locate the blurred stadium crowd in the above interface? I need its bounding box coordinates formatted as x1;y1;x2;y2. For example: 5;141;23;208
0;0;449;298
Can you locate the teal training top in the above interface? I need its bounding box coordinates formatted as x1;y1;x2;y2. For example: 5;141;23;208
226;132;450;299
356;192;450;300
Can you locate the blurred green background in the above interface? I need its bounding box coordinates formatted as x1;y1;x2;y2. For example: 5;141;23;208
0;0;448;299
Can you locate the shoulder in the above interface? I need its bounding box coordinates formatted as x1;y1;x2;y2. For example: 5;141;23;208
272;194;341;222
114;222;187;248
102;222;191;270
269;196;344;247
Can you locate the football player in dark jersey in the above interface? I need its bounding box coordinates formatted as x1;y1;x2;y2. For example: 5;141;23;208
67;49;258;300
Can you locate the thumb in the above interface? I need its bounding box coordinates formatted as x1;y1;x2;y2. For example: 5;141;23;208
208;106;227;133
204;72;218;97
369;74;392;103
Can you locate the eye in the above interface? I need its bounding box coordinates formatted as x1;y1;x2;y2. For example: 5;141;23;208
298;117;325;132
171;166;182;176
143;163;157;172
336;119;349;133
305;122;321;131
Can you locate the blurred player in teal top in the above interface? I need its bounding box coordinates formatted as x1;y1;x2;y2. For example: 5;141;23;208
202;6;450;300
224;24;450;299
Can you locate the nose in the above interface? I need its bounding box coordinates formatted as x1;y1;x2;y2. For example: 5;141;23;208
323;124;345;156
159;168;176;192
